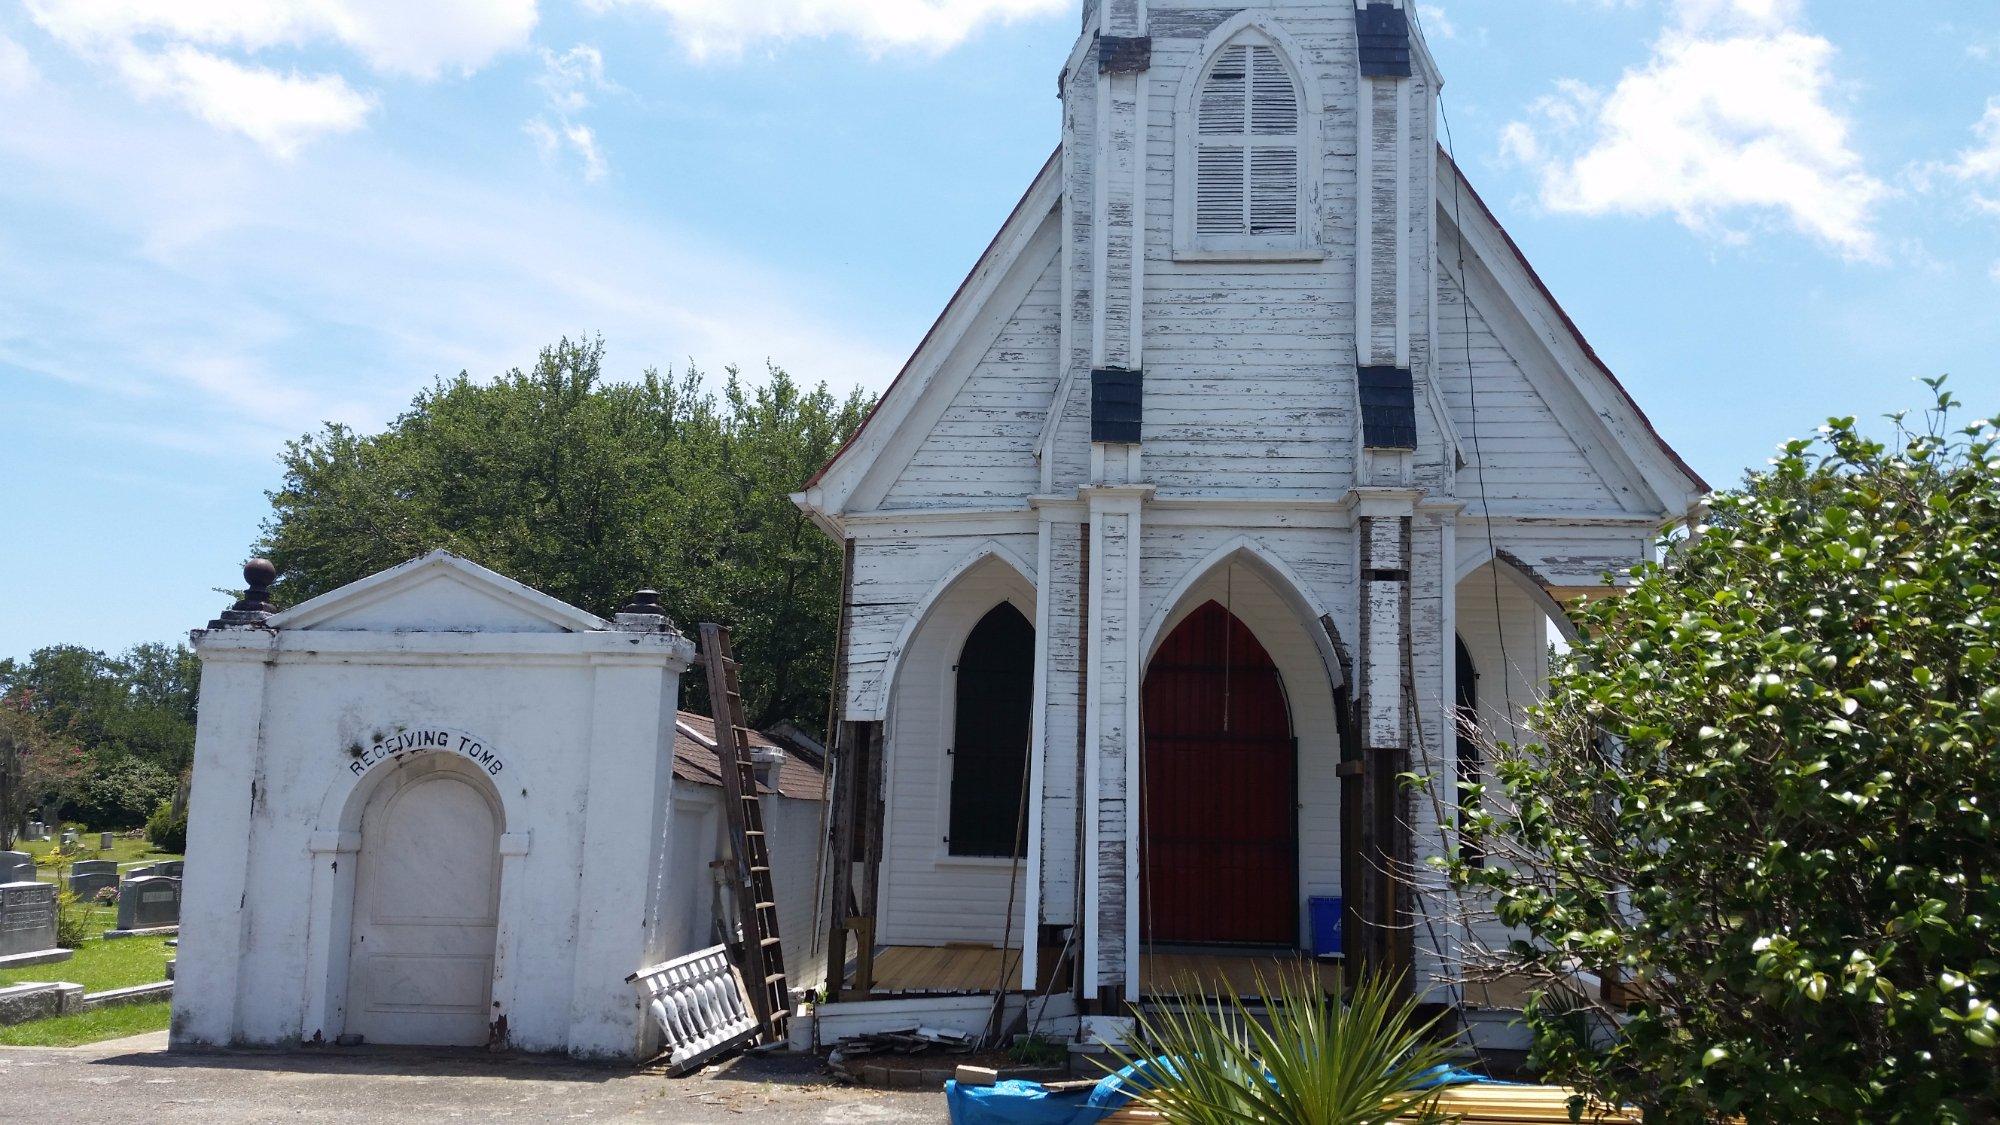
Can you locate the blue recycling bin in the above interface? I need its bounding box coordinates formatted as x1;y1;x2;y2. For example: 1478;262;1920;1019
1309;895;1343;957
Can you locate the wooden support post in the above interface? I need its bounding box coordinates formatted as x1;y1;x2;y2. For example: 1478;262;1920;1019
820;721;860;998
847;916;876;1000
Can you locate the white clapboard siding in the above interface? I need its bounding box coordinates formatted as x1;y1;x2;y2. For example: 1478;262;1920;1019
882;253;1061;510
1437;265;1629;513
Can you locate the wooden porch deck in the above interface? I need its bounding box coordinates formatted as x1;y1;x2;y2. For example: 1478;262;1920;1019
867;944;1343;997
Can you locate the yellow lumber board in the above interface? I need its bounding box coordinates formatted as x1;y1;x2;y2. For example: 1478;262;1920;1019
1100;1084;1638;1124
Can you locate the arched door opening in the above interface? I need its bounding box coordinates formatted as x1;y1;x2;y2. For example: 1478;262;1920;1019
348;762;502;1046
1455;634;1483;868
1141;600;1298;947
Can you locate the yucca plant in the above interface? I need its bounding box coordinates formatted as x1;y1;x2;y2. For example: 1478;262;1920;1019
1100;971;1455;1125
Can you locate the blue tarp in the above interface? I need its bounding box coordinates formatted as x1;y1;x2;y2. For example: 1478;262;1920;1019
944;1063;1515;1125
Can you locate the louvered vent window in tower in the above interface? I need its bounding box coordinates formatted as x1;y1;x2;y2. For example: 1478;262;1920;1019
1195;42;1302;243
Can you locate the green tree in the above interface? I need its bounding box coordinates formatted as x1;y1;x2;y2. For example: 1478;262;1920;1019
1451;382;2000;1122
0;643;201;828
259;336;871;729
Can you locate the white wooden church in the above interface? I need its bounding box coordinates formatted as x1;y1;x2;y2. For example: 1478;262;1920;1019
795;0;1705;1039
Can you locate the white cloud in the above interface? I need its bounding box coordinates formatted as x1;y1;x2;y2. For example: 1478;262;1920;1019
22;0;537;153
0;75;900;460
0;34;39;95
537;44;612;114
1414;4;1456;41
1919;99;2000;223
23;0;537;80
528;45;615;181
1501;0;1885;259
113;45;374;157
527;117;608;182
1946;100;2000;184
590;0;1068;59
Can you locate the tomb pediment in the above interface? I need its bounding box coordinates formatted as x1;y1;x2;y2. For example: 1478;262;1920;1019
266;551;606;634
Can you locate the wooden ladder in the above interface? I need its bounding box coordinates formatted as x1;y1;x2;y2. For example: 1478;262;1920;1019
699;623;790;1044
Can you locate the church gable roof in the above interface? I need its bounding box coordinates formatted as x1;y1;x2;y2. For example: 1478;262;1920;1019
798;149;1062;521
1439;154;1709;507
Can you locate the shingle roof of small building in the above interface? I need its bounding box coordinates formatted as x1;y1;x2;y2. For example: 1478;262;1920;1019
672;712;826;800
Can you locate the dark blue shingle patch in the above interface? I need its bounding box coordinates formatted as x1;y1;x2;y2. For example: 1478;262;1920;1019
1097;35;1152;74
1359;365;1417;450
1357;4;1412;79
1091;367;1144;444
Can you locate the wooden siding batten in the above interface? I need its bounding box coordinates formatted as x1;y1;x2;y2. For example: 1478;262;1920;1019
1022;510;1057;987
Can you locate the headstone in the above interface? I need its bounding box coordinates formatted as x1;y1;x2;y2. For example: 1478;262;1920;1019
0;853;33;885
99;832;114;850
60;830;77;847
115;876;181;931
69;861;117;905
155;860;185;879
126;865;159;879
0;882;68;966
25;822;42;841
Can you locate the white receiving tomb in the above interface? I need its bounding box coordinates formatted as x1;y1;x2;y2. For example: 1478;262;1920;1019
173;552;698;1061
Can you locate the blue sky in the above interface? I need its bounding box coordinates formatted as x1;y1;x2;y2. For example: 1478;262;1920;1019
2;0;1997;660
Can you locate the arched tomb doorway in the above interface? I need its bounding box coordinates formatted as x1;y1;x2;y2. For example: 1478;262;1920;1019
347;757;503;1046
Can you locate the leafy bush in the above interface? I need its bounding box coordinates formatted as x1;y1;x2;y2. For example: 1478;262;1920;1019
1100;972;1453;1124
145;800;187;854
1454;385;2000;1122
54;890;93;948
68;756;174;830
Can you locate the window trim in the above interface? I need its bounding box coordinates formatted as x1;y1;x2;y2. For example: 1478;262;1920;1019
1173;15;1323;258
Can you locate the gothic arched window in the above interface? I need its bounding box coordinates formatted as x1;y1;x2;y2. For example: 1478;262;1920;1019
947;603;1035;857
1191;35;1303;245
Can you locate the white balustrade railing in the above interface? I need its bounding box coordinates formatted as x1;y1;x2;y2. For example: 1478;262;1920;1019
628;944;760;1073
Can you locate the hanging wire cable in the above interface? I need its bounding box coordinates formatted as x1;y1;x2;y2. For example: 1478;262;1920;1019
1438;89;1518;727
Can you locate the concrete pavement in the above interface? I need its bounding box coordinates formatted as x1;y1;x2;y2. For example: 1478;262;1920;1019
0;1033;947;1123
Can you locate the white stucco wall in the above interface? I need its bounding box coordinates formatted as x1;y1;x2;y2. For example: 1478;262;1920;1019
173;554;695;1061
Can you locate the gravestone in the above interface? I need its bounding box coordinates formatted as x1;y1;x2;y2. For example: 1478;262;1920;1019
25;822;42;841
155;860;185;879
99;832;114;850
60;830;77;847
114;876;181;932
126;865;159;879
0;853;33;885
69;861;117;905
0;882;70;968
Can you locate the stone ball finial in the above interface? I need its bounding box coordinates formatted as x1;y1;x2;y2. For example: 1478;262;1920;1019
209;557;278;628
233;558;278;614
244;558;277;593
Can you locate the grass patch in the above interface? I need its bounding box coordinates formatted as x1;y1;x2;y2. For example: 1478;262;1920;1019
0;1000;171;1047
0;935;171;993
22;834;181;878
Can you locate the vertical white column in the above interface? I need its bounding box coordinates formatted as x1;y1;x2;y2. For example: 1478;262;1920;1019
173;640;273;1048
1080;485;1149;1005
565;655;677;1060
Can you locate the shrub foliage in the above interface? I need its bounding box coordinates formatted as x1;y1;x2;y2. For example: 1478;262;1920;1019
1454;385;2000;1122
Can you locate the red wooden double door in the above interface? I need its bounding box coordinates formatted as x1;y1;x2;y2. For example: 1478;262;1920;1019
1141;600;1298;947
